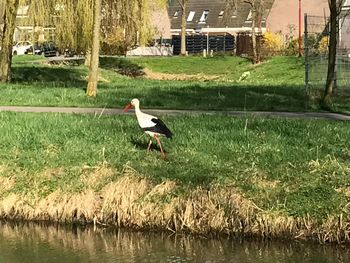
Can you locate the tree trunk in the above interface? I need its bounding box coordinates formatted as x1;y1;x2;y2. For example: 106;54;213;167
86;0;102;97
256;1;263;63
251;5;258;64
180;0;187;56
323;0;337;104
0;0;19;83
84;49;91;68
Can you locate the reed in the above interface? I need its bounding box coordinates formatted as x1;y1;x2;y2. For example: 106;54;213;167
1;171;350;243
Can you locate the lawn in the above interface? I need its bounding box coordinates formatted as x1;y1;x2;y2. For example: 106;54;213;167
1;54;347;112
132;56;304;85
0;55;350;241
0;55;314;112
0;111;349;222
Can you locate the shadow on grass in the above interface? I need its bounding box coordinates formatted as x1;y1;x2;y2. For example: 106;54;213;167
309;88;350;114
152;85;308;111
100;82;309;112
8;63;311;112
129;136;164;153
100;57;142;70
11;66;87;89
100;57;144;77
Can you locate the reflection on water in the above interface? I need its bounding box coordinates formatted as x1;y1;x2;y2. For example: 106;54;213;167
0;221;349;263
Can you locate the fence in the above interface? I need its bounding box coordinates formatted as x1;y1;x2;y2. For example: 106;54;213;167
305;14;350;95
172;34;235;55
236;32;263;57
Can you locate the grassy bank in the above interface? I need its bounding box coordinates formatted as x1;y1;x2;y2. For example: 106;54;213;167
2;55;348;112
0;112;350;242
0;55;315;111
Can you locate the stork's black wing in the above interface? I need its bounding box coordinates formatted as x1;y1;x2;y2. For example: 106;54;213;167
143;118;173;138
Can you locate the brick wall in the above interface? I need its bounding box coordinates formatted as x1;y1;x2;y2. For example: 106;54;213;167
267;0;329;36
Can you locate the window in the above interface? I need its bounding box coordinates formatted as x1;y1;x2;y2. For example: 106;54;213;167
187;11;195;22
16;5;29;17
245;10;252;23
173;11;179;18
219;10;224;18
232;9;237;18
199;10;209;23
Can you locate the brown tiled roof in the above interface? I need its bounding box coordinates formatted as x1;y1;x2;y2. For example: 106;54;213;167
168;0;274;30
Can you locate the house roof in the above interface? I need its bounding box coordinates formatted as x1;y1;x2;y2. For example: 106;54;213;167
168;0;274;33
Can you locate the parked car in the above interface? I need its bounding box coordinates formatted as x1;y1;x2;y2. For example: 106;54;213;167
34;41;60;57
33;45;43;55
33;42;60;57
42;42;60;57
12;41;32;55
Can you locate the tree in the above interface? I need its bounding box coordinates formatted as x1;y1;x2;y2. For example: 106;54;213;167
101;0;158;55
177;0;188;56
323;0;346;104
1;0;165;95
0;1;5;33
243;0;265;64
0;0;20;83
31;0;94;55
86;0;102;97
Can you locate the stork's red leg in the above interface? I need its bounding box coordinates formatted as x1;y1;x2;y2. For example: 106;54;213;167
154;135;166;160
147;139;152;152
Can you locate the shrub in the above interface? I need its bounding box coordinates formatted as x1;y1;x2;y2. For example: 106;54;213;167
283;37;299;56
318;36;329;54
263;31;284;52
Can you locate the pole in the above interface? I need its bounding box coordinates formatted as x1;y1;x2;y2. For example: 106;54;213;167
304;13;309;95
207;26;209;54
298;0;302;56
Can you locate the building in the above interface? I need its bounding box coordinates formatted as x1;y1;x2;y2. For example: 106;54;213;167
167;0;330;37
266;0;329;37
151;7;171;39
340;0;350;50
168;0;275;35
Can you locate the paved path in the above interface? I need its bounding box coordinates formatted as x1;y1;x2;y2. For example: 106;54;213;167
0;106;349;121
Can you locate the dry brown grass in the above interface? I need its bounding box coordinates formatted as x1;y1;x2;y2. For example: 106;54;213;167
0;165;16;193
81;164;115;190
1;166;350;243
143;68;220;81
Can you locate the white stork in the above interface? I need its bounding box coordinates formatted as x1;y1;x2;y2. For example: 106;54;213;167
123;98;173;160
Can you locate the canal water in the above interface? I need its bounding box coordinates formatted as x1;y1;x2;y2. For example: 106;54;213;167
0;222;349;263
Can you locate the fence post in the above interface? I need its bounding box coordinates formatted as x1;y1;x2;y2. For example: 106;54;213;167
334;18;339;94
304;13;309;95
206;27;209;54
224;31;226;53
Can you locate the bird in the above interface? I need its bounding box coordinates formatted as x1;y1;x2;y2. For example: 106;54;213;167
123;98;173;160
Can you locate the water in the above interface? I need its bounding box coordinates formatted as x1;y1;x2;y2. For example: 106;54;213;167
0;222;349;263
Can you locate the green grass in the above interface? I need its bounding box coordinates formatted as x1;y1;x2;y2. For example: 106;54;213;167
3;54;347;112
0;55;315;111
0;112;350;220
133;56;252;80
11;54;46;63
1;55;350;240
132;56;304;85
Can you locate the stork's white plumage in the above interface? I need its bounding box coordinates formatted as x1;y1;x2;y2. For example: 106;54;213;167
123;98;173;160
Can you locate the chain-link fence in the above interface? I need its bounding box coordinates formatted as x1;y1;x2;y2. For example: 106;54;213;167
305;14;350;95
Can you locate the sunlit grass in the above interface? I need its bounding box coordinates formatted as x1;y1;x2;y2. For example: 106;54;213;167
0;55;313;112
0;111;349;220
132;56;305;85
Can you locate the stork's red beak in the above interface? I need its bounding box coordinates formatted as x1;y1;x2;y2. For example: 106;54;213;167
123;103;133;112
